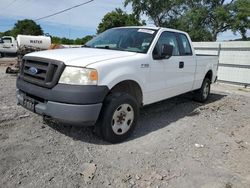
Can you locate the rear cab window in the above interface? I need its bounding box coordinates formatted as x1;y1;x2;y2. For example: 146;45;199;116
178;33;193;56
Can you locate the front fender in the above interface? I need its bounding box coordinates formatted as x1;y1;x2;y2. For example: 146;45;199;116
99;66;145;92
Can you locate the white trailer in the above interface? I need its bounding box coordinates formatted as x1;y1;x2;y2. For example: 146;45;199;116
4;35;51;73
16;35;51;49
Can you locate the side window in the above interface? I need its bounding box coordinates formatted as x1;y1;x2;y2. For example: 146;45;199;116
154;32;180;56
179;34;192;55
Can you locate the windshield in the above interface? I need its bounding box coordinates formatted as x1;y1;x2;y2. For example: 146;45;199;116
2;37;12;43
85;28;157;53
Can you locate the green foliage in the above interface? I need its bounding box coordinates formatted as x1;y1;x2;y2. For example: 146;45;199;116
1;19;94;45
167;7;213;41
75;35;94;44
11;19;43;37
97;8;145;34
51;35;93;45
179;0;233;41
0;30;14;38
125;0;250;41
230;0;250;40
124;0;185;27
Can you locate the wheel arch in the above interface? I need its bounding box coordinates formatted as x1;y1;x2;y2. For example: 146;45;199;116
205;70;213;82
108;80;143;106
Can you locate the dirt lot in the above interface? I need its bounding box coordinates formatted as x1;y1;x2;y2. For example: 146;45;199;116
1;58;250;188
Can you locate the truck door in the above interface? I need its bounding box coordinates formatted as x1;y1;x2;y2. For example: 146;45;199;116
146;34;168;104
151;31;187;99
152;31;197;99
177;33;196;91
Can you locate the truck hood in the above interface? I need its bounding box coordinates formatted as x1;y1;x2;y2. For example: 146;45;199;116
25;47;137;67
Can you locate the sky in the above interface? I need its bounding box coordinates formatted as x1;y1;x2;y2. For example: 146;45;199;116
0;0;249;41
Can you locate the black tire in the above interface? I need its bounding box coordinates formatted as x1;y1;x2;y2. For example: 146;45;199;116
95;92;139;143
193;78;211;103
5;67;11;74
0;53;4;58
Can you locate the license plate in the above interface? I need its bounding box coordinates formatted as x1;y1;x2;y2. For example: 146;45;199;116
23;96;35;112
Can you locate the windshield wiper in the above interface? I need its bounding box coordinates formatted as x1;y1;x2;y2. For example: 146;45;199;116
95;46;110;49
82;44;91;48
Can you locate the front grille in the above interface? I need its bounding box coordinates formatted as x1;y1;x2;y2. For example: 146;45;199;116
20;57;65;88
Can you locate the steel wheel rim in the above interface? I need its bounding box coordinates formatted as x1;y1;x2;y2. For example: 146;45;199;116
111;104;134;135
203;82;210;99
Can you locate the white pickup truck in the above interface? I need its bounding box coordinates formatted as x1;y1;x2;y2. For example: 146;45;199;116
0;36;18;57
16;27;218;143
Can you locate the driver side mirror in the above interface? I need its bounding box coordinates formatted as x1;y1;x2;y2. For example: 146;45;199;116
153;44;173;60
161;44;173;59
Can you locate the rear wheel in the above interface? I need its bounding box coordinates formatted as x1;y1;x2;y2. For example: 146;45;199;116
96;92;138;143
193;78;211;103
5;67;11;73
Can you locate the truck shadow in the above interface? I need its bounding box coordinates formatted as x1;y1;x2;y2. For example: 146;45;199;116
47;92;226;144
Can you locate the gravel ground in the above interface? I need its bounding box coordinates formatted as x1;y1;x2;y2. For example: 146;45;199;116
0;58;250;188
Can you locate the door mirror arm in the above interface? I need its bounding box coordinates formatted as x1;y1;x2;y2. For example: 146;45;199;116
160;44;173;59
153;44;173;60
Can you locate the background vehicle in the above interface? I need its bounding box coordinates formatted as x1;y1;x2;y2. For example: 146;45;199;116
0;36;18;57
16;27;218;143
3;35;51;73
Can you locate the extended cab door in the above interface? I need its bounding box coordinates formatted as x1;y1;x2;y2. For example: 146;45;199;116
151;31;196;99
176;33;196;92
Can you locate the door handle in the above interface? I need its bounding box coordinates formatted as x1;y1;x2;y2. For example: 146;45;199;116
179;61;184;69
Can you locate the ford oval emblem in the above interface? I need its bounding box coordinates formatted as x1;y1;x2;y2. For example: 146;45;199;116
29;67;38;75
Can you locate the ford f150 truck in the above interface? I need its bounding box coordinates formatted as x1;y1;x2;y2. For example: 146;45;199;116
16;27;218;143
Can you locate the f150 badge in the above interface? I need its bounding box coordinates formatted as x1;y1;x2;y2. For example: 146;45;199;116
141;64;150;68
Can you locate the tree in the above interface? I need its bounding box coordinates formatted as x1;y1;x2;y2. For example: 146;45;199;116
51;35;94;45
0;30;12;37
124;0;185;27
198;0;233;41
51;36;62;44
97;8;145;34
124;0;214;40
11;19;43;37
125;0;247;41
74;35;94;45
168;7;213;41
230;0;250;40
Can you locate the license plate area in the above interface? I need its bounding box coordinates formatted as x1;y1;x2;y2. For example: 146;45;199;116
23;95;36;112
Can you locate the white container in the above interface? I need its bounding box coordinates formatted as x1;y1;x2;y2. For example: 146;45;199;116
17;35;51;49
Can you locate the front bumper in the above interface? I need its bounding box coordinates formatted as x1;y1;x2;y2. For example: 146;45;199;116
16;78;109;125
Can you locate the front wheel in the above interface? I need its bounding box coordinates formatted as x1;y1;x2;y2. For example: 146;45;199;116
193;78;211;103
96;93;139;143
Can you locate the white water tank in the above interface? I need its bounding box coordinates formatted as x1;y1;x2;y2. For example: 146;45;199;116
17;35;51;49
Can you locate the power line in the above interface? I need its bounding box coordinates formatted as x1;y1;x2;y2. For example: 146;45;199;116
1;0;18;13
35;0;94;21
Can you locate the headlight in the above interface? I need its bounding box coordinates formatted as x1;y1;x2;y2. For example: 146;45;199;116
59;67;98;85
